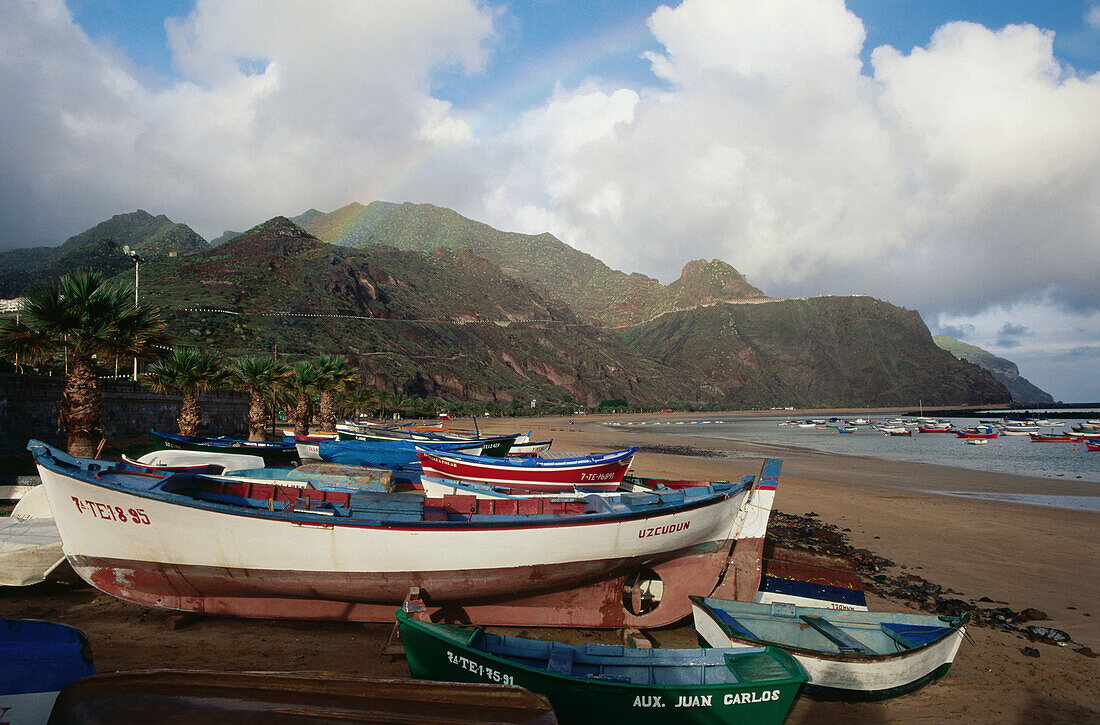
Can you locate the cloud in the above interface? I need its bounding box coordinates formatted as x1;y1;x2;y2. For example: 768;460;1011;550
995;323;1030;348
936;324;974;340
0;0;494;245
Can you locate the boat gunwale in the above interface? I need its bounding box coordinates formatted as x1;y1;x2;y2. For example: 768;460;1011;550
396;609;808;693
33;446;739;534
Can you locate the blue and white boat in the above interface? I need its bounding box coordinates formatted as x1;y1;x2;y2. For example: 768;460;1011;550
691;597;968;701
1;619;96;722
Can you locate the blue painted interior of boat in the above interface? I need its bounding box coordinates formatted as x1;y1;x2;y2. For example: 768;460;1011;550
0;619;96;696
470;628;790;686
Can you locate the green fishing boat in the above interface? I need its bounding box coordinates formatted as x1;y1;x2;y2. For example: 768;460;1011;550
396;609;806;724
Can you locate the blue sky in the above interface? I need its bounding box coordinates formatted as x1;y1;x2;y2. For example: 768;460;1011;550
2;1;1098;401
70;0;1098;106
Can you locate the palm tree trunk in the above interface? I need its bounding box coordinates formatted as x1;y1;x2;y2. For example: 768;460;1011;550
294;395;310;437
62;355;102;457
247;391;266;442
178;394;202;436
319;390;336;432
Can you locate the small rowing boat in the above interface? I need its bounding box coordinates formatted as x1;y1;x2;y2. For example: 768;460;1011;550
691;597;968;701
397;608;806;724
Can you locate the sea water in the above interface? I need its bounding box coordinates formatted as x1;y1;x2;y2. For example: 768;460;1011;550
609;414;1100;511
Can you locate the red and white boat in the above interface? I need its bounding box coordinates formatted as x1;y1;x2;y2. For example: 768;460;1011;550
28;440;779;629
416;446;637;493
955;427;998;439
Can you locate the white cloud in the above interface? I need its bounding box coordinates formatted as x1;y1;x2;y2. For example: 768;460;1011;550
0;0;494;243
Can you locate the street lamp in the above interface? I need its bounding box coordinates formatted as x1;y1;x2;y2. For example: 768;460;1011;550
122;246;145;382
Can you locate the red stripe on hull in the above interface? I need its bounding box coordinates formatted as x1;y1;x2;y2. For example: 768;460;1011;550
71;536;754;628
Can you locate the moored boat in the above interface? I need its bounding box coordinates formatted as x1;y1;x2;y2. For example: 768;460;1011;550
397;608;806;725
1028;433;1084;442
690;597;968;701
416;447;638;493
121;449;267;473
49;670;557;724
27;439;781;628
955;427;998;439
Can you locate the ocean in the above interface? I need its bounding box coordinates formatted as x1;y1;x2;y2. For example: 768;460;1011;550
607;413;1100;511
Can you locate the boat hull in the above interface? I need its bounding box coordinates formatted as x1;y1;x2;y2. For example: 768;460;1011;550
49;671;558;724
417;448;635;492
35;457;761;628
398;611;805;725
691;600;966;701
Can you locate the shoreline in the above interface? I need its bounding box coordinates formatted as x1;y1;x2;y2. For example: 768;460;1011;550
2;413;1097;722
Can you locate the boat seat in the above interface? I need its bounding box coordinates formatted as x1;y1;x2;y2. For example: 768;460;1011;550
880;622;950;650
711;608;758;641
800;615;873;654
546;647;575;675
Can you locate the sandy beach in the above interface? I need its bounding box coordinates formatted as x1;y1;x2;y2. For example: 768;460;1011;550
3;413;1098;723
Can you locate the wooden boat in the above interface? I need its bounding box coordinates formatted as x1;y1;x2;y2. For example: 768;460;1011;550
27;440;781;628
151;430;299;466
691;597;968;701
337;425;519;456
965;438;988;445
416;447;638;493
0;474;40;502
420;475;747;500
755;546;867;611
318;438;486;489
836;426;857;434
49;670;557;724
1029;433;1084;442
0;485;67;586
0;619;96;723
917;426;955;433
955;428;998;439
121;449;266;473
397;608;806;725
1086;440;1100;451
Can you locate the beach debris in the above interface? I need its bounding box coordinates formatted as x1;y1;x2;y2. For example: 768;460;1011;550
1026;626;1072;646
1021;647;1041;658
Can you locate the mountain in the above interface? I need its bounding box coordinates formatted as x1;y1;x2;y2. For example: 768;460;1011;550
933;335;1056;405
138;217;692;406
293;201;769;326
626;297;1009;407
0;210;208;298
1;206;1012;409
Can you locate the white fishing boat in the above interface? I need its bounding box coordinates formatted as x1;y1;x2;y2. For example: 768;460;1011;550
28;440;781;629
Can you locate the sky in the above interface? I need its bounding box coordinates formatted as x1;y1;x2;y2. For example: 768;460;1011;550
1;0;1098;402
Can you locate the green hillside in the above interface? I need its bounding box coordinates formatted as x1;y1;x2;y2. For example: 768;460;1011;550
933;335;1055;405
0;210;208;298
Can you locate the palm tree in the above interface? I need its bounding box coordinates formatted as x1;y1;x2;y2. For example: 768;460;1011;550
145;348;227;436
314;354;359;432
285;361;322;437
0;270;169;456
227;356;289;441
336;386;378;423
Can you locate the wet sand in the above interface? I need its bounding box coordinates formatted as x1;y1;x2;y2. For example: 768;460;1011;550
3;412;1098;723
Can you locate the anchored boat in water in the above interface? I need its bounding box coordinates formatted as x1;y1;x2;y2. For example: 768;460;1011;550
28;440;781;628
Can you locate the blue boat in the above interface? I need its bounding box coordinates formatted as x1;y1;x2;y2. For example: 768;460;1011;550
317;438;486;488
1;619;96;723
151;430;299;466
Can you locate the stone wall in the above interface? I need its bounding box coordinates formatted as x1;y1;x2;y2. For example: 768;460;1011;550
0;373;248;453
